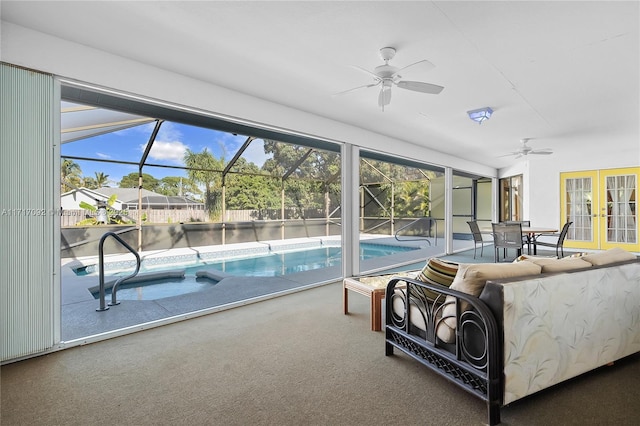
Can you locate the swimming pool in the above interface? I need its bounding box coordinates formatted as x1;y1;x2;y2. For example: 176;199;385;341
75;243;417;278
77;242;418;301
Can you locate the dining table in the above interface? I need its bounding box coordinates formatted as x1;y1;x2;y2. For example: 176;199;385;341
521;227;558;254
481;225;558;255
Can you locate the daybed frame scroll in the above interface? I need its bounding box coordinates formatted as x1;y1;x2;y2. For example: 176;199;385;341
385;277;503;425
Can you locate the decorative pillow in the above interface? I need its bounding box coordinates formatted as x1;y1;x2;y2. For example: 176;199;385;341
450;261;542;298
417;258;459;285
581;247;637;266
524;257;592;273
436;261;542;343
415;258;459;302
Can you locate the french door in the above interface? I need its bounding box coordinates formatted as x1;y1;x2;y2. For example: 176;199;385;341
561;167;639;251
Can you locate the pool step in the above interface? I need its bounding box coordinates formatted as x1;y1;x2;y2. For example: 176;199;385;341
88;270;186;293
195;269;235;282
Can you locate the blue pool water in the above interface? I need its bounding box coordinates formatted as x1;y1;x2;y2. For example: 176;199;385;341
79;243;416;277
181;244;413;277
100;276;213;301
84;243;417;301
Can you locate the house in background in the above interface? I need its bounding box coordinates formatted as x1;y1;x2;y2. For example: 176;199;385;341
97;187;203;212
60;187;125;211
60;187;204;224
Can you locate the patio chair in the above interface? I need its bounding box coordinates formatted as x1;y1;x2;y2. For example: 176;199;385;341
467;220;485;259
533;222;573;258
492;222;523;262
503;220;532;248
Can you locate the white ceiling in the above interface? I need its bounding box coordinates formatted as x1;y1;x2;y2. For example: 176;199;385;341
3;1;639;169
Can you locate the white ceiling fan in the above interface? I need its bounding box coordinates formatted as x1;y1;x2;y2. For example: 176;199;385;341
501;138;553;159
334;47;444;111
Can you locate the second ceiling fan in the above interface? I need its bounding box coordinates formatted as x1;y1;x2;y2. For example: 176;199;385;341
335;47;444;111
501;138;553;159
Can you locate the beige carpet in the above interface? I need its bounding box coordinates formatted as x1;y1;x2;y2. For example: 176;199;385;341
2;281;639;426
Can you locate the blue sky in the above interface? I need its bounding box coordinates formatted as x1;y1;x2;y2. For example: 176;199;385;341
61;121;271;187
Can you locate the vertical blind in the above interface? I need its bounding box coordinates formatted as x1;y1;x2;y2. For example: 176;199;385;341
1;63;57;362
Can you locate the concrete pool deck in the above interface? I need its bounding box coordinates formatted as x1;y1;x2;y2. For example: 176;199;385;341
60;235;476;342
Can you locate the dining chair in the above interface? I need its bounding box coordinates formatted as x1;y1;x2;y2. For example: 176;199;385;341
503;220;531;247
492;222;524;262
534;222;573;258
467;220;485;259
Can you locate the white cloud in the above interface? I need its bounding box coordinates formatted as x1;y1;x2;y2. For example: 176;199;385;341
95;152;111;159
141;140;188;164
241;139;271;167
157;122;183;141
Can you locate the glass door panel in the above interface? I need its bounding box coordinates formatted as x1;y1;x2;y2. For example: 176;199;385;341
600;168;639;251
561;170;599;250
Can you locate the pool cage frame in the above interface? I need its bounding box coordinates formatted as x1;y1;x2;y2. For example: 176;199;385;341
61;100;442;257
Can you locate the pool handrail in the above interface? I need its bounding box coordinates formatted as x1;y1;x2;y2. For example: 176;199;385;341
394;217;437;246
97;231;141;312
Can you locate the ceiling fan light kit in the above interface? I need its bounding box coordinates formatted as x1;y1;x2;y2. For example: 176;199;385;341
467;107;493;124
335;46;444;111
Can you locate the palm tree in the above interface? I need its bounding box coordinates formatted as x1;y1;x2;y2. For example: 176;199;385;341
183;148;225;220
94;172;109;188
60;159;82;192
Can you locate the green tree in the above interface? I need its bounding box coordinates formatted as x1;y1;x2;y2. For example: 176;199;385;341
60;159;82;192
394;180;431;217
261;140;341;215
83;176;98;189
184;148;225;220
360;159;434;218
94;172;110;188
119;172;160;192
227;175;280;208
157;176;202;198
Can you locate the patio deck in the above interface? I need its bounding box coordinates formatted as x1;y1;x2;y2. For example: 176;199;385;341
60;236;477;343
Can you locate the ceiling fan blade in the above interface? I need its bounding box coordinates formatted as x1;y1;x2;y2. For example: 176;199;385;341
332;82;380;96
396;80;444;94
498;151;521;158
350;65;381;80
393;59;436;76
530;150;553;155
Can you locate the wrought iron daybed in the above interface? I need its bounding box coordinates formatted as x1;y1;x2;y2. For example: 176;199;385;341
385;276;502;425
384;254;640;425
